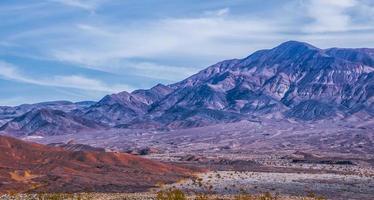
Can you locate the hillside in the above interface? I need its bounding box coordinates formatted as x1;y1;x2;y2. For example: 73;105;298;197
0;135;194;193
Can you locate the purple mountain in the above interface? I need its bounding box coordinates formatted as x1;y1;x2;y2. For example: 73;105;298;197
0;108;103;136
96;41;372;128
1;41;373;134
0;101;95;127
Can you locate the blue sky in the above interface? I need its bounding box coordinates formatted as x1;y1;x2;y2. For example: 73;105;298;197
0;0;373;105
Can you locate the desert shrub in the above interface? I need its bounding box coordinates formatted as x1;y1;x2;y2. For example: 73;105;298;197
306;192;326;200
258;192;278;200
194;193;209;200
157;189;187;200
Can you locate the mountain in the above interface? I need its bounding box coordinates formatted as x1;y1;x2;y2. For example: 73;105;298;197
83;41;372;128
0;101;95;127
0;108;103;136
78;84;174;126
324;47;374;66
132;83;175;105
0;135;193;193
1;41;373;134
79;91;149;126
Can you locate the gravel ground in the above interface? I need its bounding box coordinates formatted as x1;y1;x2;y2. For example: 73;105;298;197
0;193;336;200
165;171;374;200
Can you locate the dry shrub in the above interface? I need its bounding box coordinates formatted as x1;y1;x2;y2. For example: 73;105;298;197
157;189;187;200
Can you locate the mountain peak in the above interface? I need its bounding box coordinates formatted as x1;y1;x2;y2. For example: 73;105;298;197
274;41;319;51
151;83;170;91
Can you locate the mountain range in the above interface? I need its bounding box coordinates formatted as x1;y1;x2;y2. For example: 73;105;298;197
0;41;373;136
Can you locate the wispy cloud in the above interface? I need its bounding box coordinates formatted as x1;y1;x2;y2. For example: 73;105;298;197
2;14;284;83
49;0;105;12
0;61;132;92
204;8;230;17
2;0;374;68
5;0;374;83
302;0;373;33
46;16;284;66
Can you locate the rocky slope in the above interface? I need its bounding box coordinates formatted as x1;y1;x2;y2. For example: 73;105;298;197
0;135;194;193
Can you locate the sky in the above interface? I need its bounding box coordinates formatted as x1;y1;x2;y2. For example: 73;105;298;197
0;0;373;106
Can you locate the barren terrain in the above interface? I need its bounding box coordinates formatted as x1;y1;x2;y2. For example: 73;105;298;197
18;119;374;199
0;136;194;194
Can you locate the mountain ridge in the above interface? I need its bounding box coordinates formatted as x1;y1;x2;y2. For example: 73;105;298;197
1;41;373;135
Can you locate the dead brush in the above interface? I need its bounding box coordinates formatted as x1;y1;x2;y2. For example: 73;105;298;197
156;189;187;200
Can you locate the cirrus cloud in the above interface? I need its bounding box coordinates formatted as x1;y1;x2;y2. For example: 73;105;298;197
0;61;132;92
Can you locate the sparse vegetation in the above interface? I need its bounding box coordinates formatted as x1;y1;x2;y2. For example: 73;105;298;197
157;189;187;200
